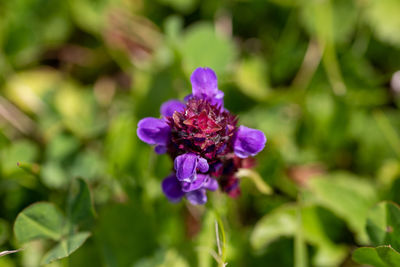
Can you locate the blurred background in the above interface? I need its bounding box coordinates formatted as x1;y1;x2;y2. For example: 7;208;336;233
0;0;400;266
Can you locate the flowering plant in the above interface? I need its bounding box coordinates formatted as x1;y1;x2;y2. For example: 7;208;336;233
137;67;266;204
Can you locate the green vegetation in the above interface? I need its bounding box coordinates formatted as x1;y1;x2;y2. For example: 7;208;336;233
1;0;400;266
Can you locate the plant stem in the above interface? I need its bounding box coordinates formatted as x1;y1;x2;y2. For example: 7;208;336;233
295;193;307;267
214;211;227;267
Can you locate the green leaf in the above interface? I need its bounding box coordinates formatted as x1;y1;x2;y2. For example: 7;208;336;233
104;113;138;175
251;204;347;266
41;162;68;189
366;201;400;251
134;249;189;267
41;232;91;265
251;204;297;251
353;246;400;267
68;0;120;34
235;57;270;101
54;85;103;138
300;0;357;44
363;0;400;47
67;178;95;226
1;140;39;176
14;202;64;243
307;172;378;243
181;22;236;76
1;0;71;65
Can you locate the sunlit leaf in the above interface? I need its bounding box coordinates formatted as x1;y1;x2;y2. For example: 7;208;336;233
235;57;270;101
307;172;378;243
181;22;236;76
14;203;64;243
251;204;297;251
41;232;91;265
353;246;400;267
134;249;189;267
1;140;39;176
366;201;400;251
363;0;400;47
67;178;95;226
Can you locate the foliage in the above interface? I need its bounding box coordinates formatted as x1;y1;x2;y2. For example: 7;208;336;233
0;0;400;266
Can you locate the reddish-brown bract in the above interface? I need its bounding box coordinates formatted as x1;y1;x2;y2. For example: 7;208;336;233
166;98;251;197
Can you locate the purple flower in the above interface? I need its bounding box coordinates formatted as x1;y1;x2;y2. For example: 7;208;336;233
137;67;267;205
233;126;267;158
186;189;207;205
174;153;209;182
137;118;170;146
162;173;218;205
162;174;185;203
160;99;186;117
190;67;224;107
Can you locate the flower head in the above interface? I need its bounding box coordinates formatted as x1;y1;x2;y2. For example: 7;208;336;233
137;67;266;205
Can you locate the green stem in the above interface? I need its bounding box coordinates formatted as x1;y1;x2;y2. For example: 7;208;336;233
214;210;227;267
295;193;307;267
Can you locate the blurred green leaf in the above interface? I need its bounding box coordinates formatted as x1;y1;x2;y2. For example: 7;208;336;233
235;56;270;100
14;202;64;243
307;172;378;243
70;150;105;182
353;246;400;267
300;0;357;44
54;85;103;138
251;204;347;266
366;201;400;251
181;22;236;76
1;140;39;176
46;134;80;161
68;0;118;34
105;114;137;175
94;202;157;266
1;0;71;65
133;249;189;267
4;69;62;113
41;232;91;265
251;204;297;251
41;162;69;189
67;178;95;227
363;0;400;47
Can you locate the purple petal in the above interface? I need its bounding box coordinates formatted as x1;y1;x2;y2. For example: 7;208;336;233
137;117;171;145
184;94;193;102
186;189;207;205
233;125;266;158
162;175;184;203
154;145;167;154
174;153;198;181
160;99;186;117
191;67;218;99
181;174;208;192
203;177;218;191
197;157;209;173
209;90;224;108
